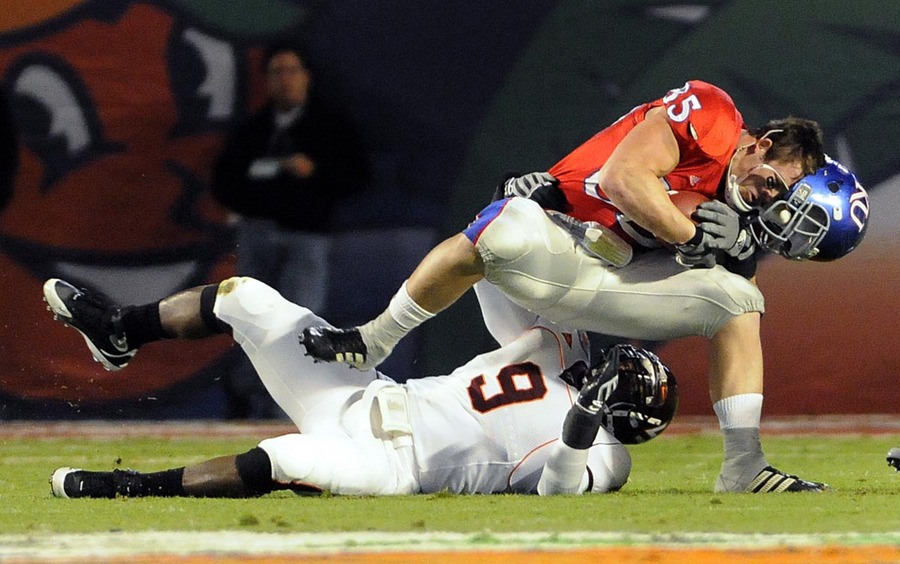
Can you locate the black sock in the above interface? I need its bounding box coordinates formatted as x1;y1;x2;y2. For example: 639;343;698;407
133;467;186;497
235;447;275;496
200;284;230;334
119;302;167;347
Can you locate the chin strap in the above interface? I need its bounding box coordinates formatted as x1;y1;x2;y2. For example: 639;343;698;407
724;177;754;213
725;129;785;213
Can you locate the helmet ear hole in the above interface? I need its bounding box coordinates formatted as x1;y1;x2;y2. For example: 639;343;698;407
827;180;841;193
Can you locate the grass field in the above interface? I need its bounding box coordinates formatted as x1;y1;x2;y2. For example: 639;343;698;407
1;419;898;560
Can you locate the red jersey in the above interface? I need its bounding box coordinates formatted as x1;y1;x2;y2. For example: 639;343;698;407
548;80;745;229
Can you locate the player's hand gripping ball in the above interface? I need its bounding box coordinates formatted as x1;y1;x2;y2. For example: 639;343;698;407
670;191;712;222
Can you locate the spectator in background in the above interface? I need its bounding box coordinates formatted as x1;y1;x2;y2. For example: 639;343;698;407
0;89;19;213
211;42;368;418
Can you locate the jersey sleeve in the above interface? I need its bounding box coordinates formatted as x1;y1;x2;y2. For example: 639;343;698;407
661;80;744;162
536;427;632;495
536;441;591;494
584;439;632;493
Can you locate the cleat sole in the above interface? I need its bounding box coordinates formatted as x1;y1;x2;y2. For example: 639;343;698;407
50;467;80;498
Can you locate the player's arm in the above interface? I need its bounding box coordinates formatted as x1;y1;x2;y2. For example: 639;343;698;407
537;357;629;495
595;107;697;246
537;357;622;495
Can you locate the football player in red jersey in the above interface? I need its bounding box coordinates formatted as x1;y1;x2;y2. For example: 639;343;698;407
548;81;813;242
300;81;870;493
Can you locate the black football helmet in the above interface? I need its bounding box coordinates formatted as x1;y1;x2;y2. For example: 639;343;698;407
594;344;679;444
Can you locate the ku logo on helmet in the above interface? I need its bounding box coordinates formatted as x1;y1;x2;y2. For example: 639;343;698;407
849;184;869;233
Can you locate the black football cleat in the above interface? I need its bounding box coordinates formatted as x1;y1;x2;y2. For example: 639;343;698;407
298;326;373;368
887;448;900;471
50;467;144;499
745;466;831;493
43;278;136;371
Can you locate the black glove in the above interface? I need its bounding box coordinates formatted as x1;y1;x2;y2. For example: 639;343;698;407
559;360;590;390
676;200;753;268
493;171;570;212
574;347;619;416
560;348;620;450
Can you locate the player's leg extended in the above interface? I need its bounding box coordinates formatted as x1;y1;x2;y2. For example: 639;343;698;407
43;278;217;371
51;446;288;499
258;431;417;495
360;233;484;360
52;427;416;499
45;276;378;430
213;277;378;430
300;232;485;369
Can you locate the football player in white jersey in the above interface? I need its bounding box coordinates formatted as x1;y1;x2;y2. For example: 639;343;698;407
44;276;677;498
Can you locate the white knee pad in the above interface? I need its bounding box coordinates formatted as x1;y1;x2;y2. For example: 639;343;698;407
214;276;284;318
477;198;573;264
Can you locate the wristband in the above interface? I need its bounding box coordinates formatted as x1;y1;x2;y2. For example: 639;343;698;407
681;227;703;248
561;405;602;450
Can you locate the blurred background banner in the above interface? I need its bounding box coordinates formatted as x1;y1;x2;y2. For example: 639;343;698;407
0;1;896;417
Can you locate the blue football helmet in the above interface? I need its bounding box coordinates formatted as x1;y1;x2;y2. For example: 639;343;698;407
750;157;870;261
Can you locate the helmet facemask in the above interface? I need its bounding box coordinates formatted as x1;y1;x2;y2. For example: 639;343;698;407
750;181;830;260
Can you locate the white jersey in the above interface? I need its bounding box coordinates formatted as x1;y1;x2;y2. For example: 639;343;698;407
214;276;629;496
406;321;590;493
403;281;629;494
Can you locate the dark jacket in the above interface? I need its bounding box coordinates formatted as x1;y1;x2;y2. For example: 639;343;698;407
211;98;367;232
0;92;18;213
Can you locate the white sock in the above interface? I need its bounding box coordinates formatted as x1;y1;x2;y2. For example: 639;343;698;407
358;281;434;366
387;280;435;330
713;393;767;492
713;393;763;429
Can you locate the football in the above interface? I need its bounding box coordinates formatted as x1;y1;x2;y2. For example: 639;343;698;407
616;191;712;249
669;191;711;223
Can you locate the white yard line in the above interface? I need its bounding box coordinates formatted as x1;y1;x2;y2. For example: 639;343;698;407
0;531;898;559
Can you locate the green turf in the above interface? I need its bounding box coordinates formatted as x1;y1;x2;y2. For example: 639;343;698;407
2;433;897;535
